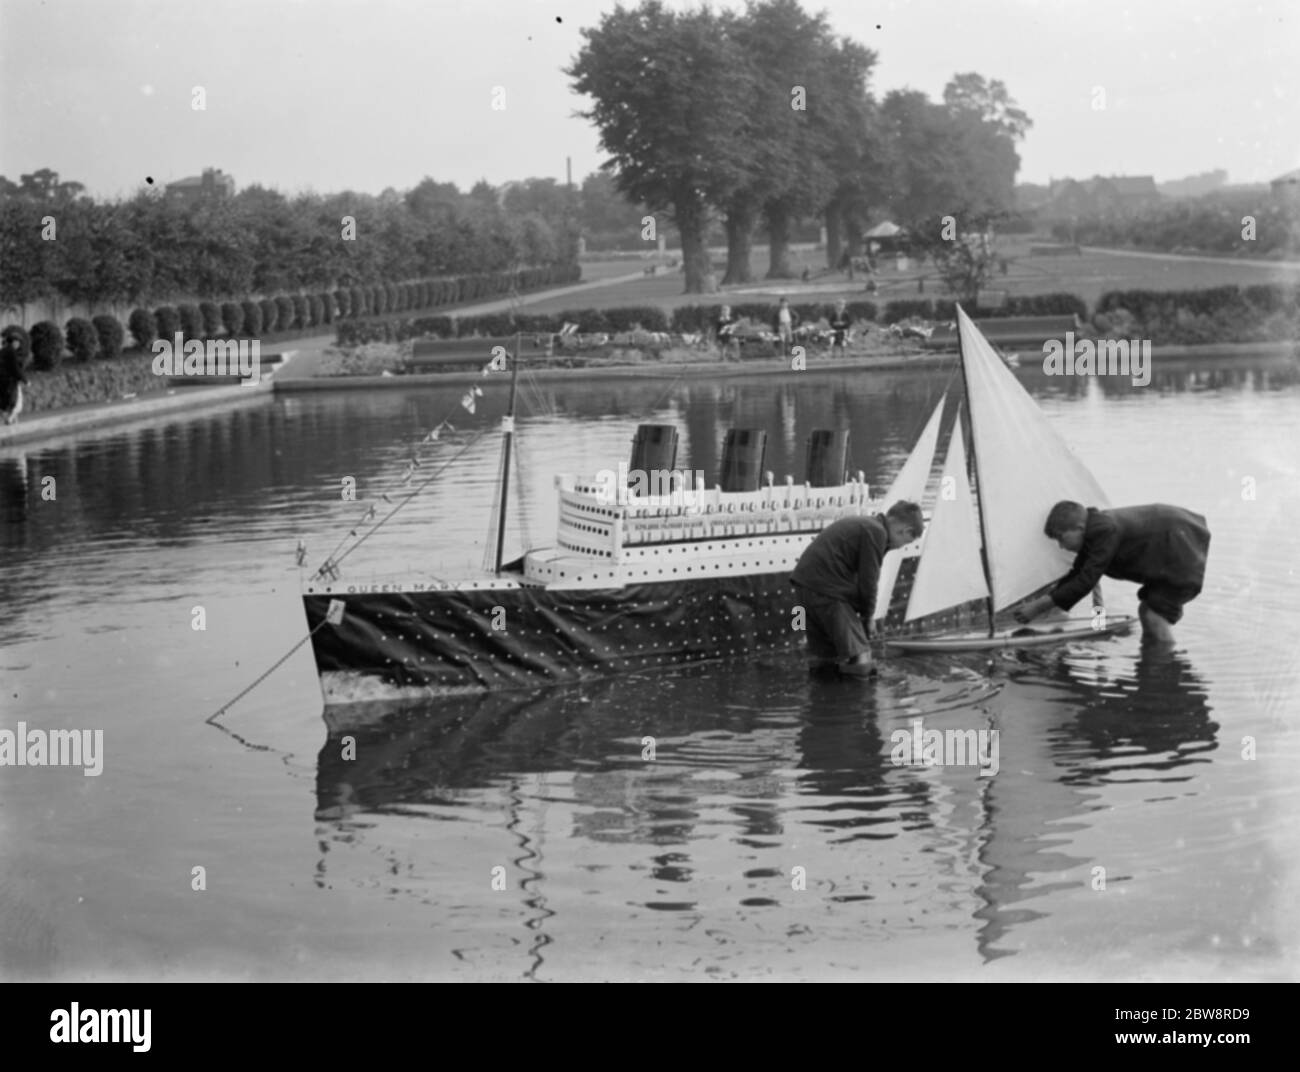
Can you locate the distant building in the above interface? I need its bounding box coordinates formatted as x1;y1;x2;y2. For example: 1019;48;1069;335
1270;169;1300;205
166;167;235;202
1038;175;1160;221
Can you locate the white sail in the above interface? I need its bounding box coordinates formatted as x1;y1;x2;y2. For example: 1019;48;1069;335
958;306;1110;611
905;413;989;621
872;396;945;621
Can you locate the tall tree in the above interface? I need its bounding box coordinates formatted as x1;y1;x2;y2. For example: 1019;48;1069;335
568;2;754;293
942;73;1032;141
737;0;842;279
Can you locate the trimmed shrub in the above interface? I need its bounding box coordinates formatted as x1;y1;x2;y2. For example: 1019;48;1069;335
221;302;244;337
1;325;31;368
317;292;333;324
882;299;935;323
411;315;456;339
276;295;295;330
155;305;181;341
65;317;98;363
177;303;203;341
30;320;65;370
242;300;263;336
555;308;611;333
351;286;366;316
307;294;324;328
92;314;125;360
292;294;310;329
128;308;156;350
602;305;671;333
199;301;223;337
259;298;278;334
333;289;350;319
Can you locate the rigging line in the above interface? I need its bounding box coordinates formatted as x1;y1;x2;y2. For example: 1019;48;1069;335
512;424;533;552
310;387;501;572
311;429;490;580
206;615;333;724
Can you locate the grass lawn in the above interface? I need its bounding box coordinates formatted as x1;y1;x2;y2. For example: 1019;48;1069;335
561;239;1300;318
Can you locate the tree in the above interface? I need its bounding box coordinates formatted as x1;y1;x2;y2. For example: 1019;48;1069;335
817;38;886;268
905;215;1001;303
942;73;1032;142
568;2;756;293
738;0;844;279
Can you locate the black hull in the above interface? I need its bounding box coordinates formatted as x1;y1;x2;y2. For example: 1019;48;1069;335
304;573;804;700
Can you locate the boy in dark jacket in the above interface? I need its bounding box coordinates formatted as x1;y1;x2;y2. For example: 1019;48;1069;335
791;501;925;676
1014;501;1211;644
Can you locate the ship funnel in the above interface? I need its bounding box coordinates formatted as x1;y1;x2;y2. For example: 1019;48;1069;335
629;424;678;475
805;429;851;487
719;429;768;492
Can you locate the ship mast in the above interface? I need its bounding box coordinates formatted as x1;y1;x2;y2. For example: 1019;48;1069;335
956;309;998;637
494;333;522;574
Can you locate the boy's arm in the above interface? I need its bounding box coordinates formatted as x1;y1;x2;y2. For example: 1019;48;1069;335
856;527;888;632
1051;516;1120;610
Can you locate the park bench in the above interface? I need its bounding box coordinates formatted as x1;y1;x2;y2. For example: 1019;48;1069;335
921;314;1082;351
404;334;555;373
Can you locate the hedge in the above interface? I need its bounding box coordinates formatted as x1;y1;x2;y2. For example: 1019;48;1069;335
66;317;98;363
92;314;125;361
154;306;180;342
259;298;279;334
2;265;586;376
128;308;156;350
221;302;244;337
276;295;295;330
177;303;203;341
30;320;65;370
1;325;30;367
199;301;223;337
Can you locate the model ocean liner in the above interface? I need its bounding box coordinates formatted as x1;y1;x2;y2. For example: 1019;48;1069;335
302;309;1132;706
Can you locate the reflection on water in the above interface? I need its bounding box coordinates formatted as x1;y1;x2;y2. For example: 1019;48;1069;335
1;351;1298;980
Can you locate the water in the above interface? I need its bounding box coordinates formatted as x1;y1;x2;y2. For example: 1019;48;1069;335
2;353;1298;981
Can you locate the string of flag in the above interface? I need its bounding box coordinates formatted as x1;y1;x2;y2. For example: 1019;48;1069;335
304;346;511;583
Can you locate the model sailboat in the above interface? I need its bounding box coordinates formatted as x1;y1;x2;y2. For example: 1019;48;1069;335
884;306;1135;651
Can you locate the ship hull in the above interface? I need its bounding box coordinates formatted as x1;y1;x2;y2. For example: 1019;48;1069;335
304;572;803;703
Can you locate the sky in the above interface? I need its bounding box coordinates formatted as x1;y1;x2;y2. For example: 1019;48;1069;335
1;0;1297;200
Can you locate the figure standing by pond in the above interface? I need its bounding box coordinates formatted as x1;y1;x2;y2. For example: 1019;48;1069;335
1014;501;1211;645
1;331;27;425
829;300;851;353
714;304;739;361
774;297;798;356
791;501;925;677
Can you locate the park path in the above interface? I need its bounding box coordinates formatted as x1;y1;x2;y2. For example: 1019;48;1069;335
1081;246;1300;272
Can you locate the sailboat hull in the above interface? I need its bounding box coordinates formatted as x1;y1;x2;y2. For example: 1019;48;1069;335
885;615;1136;652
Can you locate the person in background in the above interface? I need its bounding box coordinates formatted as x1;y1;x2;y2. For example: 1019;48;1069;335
1014;500;1211;646
790;501;926;677
774;297;798;356
1;331;27;426
829;300;852;353
714;304;739;361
